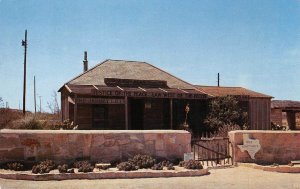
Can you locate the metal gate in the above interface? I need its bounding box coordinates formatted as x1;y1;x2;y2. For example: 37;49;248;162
191;137;233;167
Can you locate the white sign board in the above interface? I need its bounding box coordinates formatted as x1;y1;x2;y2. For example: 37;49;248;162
184;152;194;161
238;134;261;159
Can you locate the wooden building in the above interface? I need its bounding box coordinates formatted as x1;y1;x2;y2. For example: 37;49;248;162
271;100;300;130
59;56;209;131
195;86;273;130
59;54;273;131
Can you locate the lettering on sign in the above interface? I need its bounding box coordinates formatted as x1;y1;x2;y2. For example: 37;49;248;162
76;98;125;104
238;134;261;159
104;78;168;88
91;89;206;99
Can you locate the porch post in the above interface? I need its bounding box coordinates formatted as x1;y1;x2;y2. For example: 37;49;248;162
74;94;77;125
125;96;129;130
170;99;173;129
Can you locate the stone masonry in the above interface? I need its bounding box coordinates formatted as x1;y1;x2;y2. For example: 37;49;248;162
0;129;191;164
229;130;300;164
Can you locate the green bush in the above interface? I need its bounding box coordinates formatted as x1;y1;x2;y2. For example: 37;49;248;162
5;162;24;171
117;161;138;171
57;164;68;173
129;155;156;169
32;160;56;174
151;163;163;170
183;160;203;170
204;96;248;132
74;161;94;173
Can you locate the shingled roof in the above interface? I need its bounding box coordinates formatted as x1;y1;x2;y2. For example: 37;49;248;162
66;59;197;90
195;85;272;98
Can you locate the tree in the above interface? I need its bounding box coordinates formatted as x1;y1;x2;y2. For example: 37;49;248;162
204;96;248;132
47;91;60;115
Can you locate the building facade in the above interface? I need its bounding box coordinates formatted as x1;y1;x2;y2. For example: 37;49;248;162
59;55;272;132
59;58;209;132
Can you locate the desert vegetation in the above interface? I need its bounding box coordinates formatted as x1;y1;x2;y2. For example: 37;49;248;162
204;96;248;137
0;155;203;174
0;95;78;130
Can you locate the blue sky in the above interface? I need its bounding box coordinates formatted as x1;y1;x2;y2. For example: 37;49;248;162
0;0;300;111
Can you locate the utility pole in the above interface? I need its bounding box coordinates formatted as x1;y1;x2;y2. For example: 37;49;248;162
39;95;42;113
34;76;36;115
217;73;220;87
22;30;28;116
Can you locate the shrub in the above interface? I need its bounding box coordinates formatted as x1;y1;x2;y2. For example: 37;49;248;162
58;164;75;173
129;155;155;169
5;162;24;171
58;164;68;173
32;160;56;174
151;161;175;170
74;161;94;173
167;164;175;170
117;162;138;171
151;163;163;170
183;160;203;170
50;119;78;130
204;96;248;132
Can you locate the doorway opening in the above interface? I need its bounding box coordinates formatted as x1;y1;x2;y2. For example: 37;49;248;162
130;99;144;130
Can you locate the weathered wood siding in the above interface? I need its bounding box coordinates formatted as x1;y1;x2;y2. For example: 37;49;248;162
60;89;70;121
271;108;282;126
143;99;167;129
248;98;271;130
77;104;93;129
108;105;125;129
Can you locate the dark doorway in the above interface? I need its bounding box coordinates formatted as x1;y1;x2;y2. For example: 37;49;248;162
130;99;144;130
92;105;108;129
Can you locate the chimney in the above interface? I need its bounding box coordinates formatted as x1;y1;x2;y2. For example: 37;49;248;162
83;51;88;72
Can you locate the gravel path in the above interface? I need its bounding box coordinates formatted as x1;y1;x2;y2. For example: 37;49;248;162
0;166;300;189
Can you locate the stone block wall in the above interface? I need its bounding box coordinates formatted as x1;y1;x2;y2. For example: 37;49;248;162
0;130;191;164
229;130;300;164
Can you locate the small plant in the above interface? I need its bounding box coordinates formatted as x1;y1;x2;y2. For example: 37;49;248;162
32;160;56;174
58;164;68;173
167;163;175;170
117;162;138;171
183;160;203;170
129;154;156;169
5;162;24;171
151;163;163;170
74;161;94;173
51;119;78;130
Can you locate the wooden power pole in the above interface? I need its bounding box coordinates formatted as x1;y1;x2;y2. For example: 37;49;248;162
217;73;220;87
22;30;28;116
34;76;36;114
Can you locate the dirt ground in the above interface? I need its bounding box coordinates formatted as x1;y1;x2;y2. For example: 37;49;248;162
0;166;300;189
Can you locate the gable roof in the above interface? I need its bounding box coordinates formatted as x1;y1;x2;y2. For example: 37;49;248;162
66;59;197;90
195;85;273;98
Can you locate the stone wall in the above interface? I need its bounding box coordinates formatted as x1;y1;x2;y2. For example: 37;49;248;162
229;130;300;164
0;130;191;164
